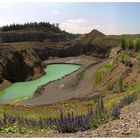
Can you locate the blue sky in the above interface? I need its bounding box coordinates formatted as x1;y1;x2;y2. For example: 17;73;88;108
0;2;140;34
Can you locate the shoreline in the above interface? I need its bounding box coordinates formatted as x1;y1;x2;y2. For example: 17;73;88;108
17;55;110;106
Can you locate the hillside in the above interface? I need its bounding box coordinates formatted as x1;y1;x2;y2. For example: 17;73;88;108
1;22;140;137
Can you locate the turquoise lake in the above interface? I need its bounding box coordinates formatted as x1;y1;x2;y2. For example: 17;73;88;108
0;64;81;103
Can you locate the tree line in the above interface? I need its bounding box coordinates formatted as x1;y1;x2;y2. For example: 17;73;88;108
0;22;61;33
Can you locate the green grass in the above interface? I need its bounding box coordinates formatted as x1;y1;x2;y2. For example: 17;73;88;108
95;60;114;84
136;53;140;64
115;77;128;93
104;83;140;110
134;38;140;52
120;52;131;66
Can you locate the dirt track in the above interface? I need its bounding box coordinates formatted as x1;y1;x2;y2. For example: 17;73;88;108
18;55;111;105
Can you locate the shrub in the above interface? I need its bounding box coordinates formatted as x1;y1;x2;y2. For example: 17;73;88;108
117;77;123;92
134;38;140;52
47;108;96;133
127;39;134;49
47;97;109;133
136;53;140;61
116;77;127;92
120;52;131;66
95;96;109;124
120;38;127;50
111;92;138;119
95;61;114;84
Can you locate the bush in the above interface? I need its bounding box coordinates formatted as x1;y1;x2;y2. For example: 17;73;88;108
111;92;138;119
120;38;127;50
95;61;114;84
47;108;96;133
134;38;140;52
95;96;109;123
137;53;140;61
127;39;134;49
47;97;109;133
120;52;131;66
116;77;127;92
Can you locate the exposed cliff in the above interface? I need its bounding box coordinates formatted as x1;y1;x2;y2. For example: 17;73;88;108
0;24;121;59
0;44;45;88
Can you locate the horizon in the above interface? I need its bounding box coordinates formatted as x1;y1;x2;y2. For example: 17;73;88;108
1;2;140;35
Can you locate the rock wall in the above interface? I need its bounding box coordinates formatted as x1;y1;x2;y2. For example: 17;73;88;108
0;44;45;87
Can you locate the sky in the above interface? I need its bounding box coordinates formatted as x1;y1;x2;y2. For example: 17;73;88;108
0;2;140;35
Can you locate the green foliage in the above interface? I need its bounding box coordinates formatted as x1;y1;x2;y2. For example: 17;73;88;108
133;38;140;52
95;96;109;124
0;125;34;134
111;92;138;119
116;77;127;92
137;53;140;61
0;22;61;33
120;52;131;66
120;38;127;50
95;61;114;84
127;39;134;49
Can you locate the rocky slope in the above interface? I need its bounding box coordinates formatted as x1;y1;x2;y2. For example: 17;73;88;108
45;99;140;137
74;30;120;58
0;44;45;88
94;48;140;93
0;29;121;60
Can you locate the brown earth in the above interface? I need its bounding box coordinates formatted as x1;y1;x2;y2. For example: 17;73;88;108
0;44;45;88
0;29;122;60
95;50;140;93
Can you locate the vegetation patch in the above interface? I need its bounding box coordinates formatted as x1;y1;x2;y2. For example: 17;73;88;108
134;38;140;52
95;60;114;84
119;52;131;66
120;37;140;52
111;92;138;119
115;77;127;93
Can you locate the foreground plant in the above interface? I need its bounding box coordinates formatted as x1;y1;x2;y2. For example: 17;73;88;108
47;107;96;133
47;96;109;133
111;92;138;119
95;96;109;124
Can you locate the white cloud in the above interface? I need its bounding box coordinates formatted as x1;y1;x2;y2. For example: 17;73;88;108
67;19;87;24
95;25;100;28
51;10;61;16
60;19;100;34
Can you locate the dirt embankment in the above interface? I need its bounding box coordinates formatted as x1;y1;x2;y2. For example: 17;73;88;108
0;29;122;61
0;44;45;88
94;49;140;93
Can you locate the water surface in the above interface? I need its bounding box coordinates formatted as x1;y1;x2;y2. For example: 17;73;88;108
0;64;81;103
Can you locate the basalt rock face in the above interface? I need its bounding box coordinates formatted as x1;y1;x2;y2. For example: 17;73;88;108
0;44;45;86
